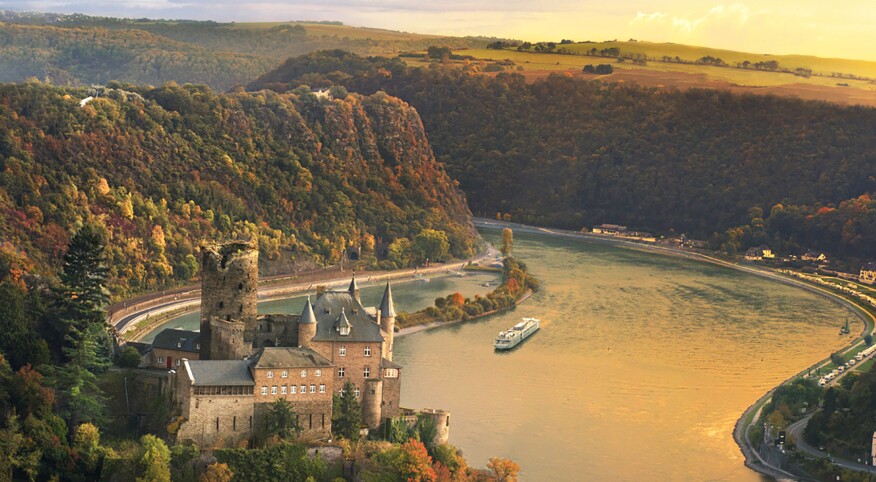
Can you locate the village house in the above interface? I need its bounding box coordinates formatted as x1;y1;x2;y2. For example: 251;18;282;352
745;245;775;261
150;329;201;369
861;262;876;285
802;250;829;263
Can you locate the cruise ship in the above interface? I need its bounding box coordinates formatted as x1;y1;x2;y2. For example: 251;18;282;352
494;317;540;350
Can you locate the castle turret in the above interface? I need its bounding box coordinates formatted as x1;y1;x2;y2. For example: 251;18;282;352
348;277;360;303
200;241;258;359
425;409;450;445
379;282;396;361
297;296;317;349
362;378;384;430
209;318;249;360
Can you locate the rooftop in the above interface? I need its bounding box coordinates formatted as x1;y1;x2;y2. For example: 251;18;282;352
312;290;384;343
151;328;202;353
248;346;332;369
186;360;254;386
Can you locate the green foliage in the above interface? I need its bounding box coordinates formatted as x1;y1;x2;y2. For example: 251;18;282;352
252;52;876;263
332;381;362;441
865;334;873;346
118;346;142;368
365;439;436;482
501;228;513;257
265;398;302;440
412;229;450;264
214;442;325;482
831;352;845;367
805;362;876;459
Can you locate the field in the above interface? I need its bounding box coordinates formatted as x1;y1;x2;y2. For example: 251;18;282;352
227;21;447;41
400;47;876;107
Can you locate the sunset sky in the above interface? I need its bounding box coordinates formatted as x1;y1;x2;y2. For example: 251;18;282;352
4;1;876;61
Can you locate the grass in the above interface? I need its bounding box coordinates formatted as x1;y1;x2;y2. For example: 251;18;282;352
853;357;874;372
226;21;444;41
444;48;876;92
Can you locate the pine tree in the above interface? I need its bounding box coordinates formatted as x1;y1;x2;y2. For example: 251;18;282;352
57;224;109;349
332;381;362;440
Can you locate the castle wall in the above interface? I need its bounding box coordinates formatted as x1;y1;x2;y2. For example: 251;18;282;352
251;367;333;435
311;340;380;396
176;391;255;449
362;379;383;429
200;242;258;359
150;347;198;369
209;318;249;360
381;369;401;419
252;315;298;348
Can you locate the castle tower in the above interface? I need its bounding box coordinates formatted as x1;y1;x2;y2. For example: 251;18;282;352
379;282;396;361
209;318;249;360
426;409;451;445
362;378;384;430
200;241;258;360
348;277;360;303
297;296;317;349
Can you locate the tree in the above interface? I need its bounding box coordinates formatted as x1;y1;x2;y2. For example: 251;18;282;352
332;381;362;440
265;398;302;440
501;228;513;257
73;422;104;475
137;434;171;482
118;345;142;368
199;463;234;482
830;352;844;367
387;238;412;268
865;334;873;346
487;457;520;481
412;229;450;265
375;439;436;482
0;411;39;482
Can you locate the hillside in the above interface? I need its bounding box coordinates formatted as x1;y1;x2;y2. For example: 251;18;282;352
0;81;477;297
249;51;876;265
0;11;485;90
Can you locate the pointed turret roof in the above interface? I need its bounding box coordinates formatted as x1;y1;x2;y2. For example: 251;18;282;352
334;307;352;331
348;277;359;293
379;281;396;318
299;296;316;324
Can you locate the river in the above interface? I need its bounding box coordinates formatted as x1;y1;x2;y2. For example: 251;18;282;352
394;229;852;481
142;228;853;480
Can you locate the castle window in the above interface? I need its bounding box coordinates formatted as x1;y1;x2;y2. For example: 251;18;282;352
340;326;350;336
354;388;360;399
267;371;274;379
196;344;200;350
319;384;326;393
322;413;325;428
384;368;398;378
339;346;346;357
282;370;288;378
363;367;371;378
157;357;164;364
271;386;277;395
364;346;371;357
238;282;243;290
338;367;345;378
300;369;307;378
216;417;219;431
239;305;243;314
291;385;297;394
300;385;306;394
233;416;237;431
176;359;180;367
315;369;321;377
310;384;316;393
281;386;287;395
261;386;267;395
219;301;224;309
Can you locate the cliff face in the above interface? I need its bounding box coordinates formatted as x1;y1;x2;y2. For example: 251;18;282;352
0;83;476;296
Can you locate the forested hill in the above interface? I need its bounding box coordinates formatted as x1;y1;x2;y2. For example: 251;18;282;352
0;81;477;298
0;12;482;91
249;51;876;264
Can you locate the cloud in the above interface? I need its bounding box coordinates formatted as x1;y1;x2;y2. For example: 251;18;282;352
630;3;754;36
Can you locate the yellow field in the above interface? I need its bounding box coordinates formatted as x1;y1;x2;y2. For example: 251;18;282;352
226;21;443;41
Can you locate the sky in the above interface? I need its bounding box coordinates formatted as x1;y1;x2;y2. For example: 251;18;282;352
3;1;876;61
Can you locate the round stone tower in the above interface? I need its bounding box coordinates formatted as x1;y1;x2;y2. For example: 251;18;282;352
209;318;249;360
378;282;396;361
200;241;258;360
297;296;317;349
362;379;384;430
427;409;451;445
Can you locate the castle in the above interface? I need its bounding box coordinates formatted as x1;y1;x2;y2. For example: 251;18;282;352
169;241;448;448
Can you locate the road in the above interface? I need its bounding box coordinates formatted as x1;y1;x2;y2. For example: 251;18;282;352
113;244;499;341
787;415;876;473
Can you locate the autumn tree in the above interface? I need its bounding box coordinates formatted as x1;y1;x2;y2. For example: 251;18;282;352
487;457;521;481
412;229;450;265
137;435;172;482
375;439;437;482
501;228;513;257
199;463;234;482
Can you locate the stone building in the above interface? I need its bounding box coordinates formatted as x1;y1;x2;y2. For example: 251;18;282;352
168;241;407;448
149;329;201;369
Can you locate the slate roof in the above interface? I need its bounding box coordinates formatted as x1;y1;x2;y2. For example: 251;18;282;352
379;282;396;318
248;347;332;369
299;296;317;324
381;357;402;370
186;360;254;386
312;290;384;343
862;262;876;271
152;329;202;353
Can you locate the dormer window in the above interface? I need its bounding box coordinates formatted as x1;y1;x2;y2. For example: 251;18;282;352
340;326;350;336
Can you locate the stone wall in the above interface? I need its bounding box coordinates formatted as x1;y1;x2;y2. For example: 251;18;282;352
200;242;259;359
251;366;333;435
209;318;249;360
381;368;401;419
252;314;299;348
311;340;380;396
150;347;198;369
175;366;255;449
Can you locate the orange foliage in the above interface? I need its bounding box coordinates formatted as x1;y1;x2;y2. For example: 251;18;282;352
449;292;465;307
